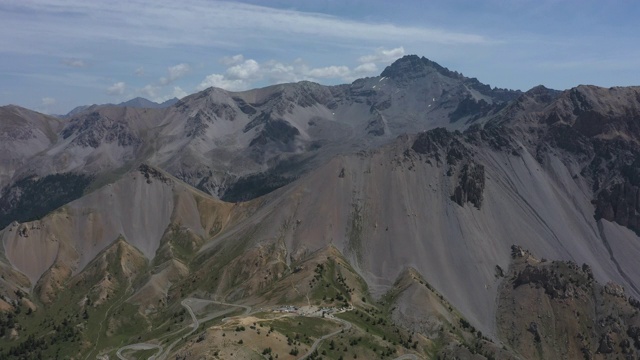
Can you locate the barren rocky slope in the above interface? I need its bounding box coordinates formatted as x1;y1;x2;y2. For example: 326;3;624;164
1;56;640;359
0;106;64;187
1;56;520;208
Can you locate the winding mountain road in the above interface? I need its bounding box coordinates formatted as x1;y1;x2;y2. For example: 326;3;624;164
116;344;162;360
114;298;251;360
392;354;419;360
298;316;351;360
113;297;418;360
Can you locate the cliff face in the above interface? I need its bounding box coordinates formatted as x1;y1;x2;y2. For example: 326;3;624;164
498;246;640;360
503;85;640;236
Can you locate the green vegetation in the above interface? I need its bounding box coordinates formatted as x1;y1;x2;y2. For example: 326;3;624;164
267;316;337;345
0;172;93;229
309;260;353;307
158;223;203;264
83;162;135;194
120;348;158;360
0;231;498;360
220;155;309;202
0;237;152;359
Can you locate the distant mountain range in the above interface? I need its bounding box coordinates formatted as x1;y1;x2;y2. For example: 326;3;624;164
1;55;640;359
61;96;179;118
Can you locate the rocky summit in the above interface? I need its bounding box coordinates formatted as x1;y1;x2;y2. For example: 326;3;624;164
1;55;640;359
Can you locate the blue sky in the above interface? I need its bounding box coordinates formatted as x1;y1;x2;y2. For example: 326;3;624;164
1;0;639;114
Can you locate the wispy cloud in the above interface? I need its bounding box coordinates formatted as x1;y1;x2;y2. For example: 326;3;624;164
140;84;187;102
171;86;187;100
62;58;87;68
359;47;406;63
18;72;107;90
197;74;249;92
107;82;126;95
159;63;190;85
308;66;351;79
354;63;378;74
41;97;56;106
196;47;404;91
39;97;56;113
141;84;161;99
137;63;191;100
0;0;492;57
220;54;245;66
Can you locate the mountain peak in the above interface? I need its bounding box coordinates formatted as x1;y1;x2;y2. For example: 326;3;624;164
380;55;462;80
522;84;561;99
118;97;178;108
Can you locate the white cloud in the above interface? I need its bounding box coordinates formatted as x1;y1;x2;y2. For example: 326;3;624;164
141;85;159;99
40;97;57;113
139;63;192;100
196;74;250;92
63;58;87;68
354;62;378;74
358;47;405;63
160;63;190;85
107;81;126;95
263;60;305;83
42;97;56;106
135;67;145;76
139;84;188;102
220;54;244;66
168;63;190;79
308;65;351;79
226;59;260;80
196;49;401;92
196;60;333;92
171;86;187;99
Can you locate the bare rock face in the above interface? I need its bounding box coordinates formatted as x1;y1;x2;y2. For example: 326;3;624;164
365;111;386;136
138;163;171;185
451;162;485;208
495;84;640;236
449;96;495;123
249;118;300;148
183;110;211;138
464;123;520;154
497;249;640;360
380;55;449;82
604;282;627;298
61;111;141;148
593;178;640;233
512;262;587;299
411;128;468;166
411;128;486;208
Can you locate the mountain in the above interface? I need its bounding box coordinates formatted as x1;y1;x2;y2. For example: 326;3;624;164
8;56;522;200
0;105;64;187
61;97;179;119
117;96;179;109
1;55;640;359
